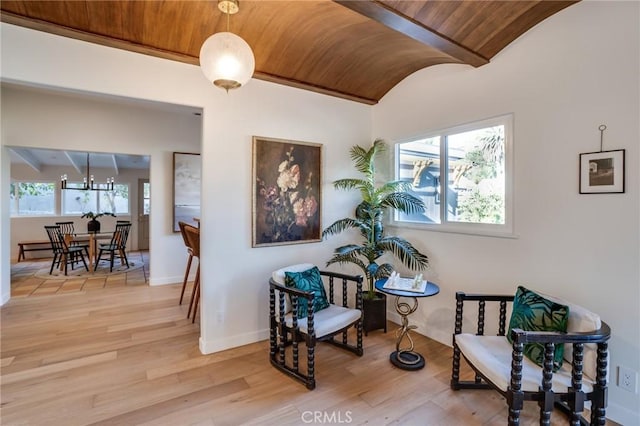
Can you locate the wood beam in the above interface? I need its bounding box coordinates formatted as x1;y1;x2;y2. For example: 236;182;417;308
110;154;119;176
63;151;83;175
8;147;41;172
334;0;489;68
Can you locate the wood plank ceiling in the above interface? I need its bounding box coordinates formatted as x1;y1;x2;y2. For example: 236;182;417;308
0;0;577;105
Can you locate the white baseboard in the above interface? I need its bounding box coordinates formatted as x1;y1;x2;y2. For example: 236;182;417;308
607;401;640;426
1;290;10;306
199;329;269;355
387;309;451;348
148;275;183;286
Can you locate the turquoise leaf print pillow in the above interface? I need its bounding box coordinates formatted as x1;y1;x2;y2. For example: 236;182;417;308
284;266;330;319
507;286;569;371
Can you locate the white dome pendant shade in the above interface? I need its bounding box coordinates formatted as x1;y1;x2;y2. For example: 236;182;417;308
199;32;255;91
199;0;255;92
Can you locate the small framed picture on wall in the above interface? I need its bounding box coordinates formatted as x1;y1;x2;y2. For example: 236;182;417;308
579;149;625;194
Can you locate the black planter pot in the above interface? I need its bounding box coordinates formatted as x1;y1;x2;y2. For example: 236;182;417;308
87;219;101;232
362;292;387;335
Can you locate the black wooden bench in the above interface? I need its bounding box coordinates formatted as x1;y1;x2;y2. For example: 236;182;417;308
18;235;95;262
17;240;52;261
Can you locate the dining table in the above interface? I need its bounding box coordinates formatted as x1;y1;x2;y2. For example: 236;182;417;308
63;231;112;273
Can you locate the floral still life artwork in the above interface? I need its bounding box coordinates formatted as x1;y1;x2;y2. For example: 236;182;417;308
252;136;322;247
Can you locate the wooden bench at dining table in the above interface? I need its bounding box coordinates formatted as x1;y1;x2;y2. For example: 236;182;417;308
18;235;93;262
18;238;91;262
17;240;52;262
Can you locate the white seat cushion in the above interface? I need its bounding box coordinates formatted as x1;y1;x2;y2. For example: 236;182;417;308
537;292;602;381
456;334;595;393
283;304;362;339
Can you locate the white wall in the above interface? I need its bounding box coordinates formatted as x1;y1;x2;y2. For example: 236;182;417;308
373;2;639;424
2;85;200;281
0;21;372;357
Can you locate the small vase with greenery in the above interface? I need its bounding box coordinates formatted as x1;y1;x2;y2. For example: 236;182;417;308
81;211;116;232
322;139;430;302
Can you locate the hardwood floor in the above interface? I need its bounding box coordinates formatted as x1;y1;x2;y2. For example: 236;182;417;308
1;280;615;425
9;251;149;297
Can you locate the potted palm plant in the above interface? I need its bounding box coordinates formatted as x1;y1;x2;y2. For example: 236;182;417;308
81;211;116;232
322;139;429;334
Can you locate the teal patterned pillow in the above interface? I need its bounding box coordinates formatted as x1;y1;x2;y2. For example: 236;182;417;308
284;267;330;319
507;286;569;371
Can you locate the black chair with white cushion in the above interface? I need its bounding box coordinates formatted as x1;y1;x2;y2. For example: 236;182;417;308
451;287;611;425
269;263;363;390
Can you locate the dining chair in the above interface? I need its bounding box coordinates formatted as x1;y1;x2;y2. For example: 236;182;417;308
55;221;90;258
95;222;132;272
44;225;89;275
182;223;200;323
178;221;195;306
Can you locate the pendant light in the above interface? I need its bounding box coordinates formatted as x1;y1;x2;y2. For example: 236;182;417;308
61;153;115;191
199;0;255;92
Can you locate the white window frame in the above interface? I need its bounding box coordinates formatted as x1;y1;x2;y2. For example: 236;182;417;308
391;114;515;238
10;180;57;217
61;183;130;216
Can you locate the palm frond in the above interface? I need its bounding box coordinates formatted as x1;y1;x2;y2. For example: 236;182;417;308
377;236;429;270
333;178;367;192
350;139;387;178
325;253;367;276
375;263;394;279
349;145;373;177
322;218;363;238
376;180;413;196
379;192;426;214
333;244;366;256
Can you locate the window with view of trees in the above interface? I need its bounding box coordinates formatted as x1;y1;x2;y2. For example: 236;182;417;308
10;182;56;216
393;114;513;236
61;183;130;215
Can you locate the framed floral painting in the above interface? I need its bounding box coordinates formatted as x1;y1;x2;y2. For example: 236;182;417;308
252;136;322;247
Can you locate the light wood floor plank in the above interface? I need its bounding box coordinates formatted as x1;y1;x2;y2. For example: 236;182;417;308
1;351;118;385
4;261;619;425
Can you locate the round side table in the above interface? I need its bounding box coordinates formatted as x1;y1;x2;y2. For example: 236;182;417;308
375;278;440;370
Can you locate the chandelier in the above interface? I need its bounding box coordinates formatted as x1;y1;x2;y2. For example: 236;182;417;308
61;153;115;191
199;0;255;92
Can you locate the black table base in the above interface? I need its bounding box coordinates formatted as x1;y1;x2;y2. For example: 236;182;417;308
390;350;425;370
374;278;440;372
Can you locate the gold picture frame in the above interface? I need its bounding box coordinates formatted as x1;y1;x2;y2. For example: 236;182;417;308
252;136;322;247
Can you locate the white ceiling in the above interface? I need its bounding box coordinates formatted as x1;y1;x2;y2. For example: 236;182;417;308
9;147;150;174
